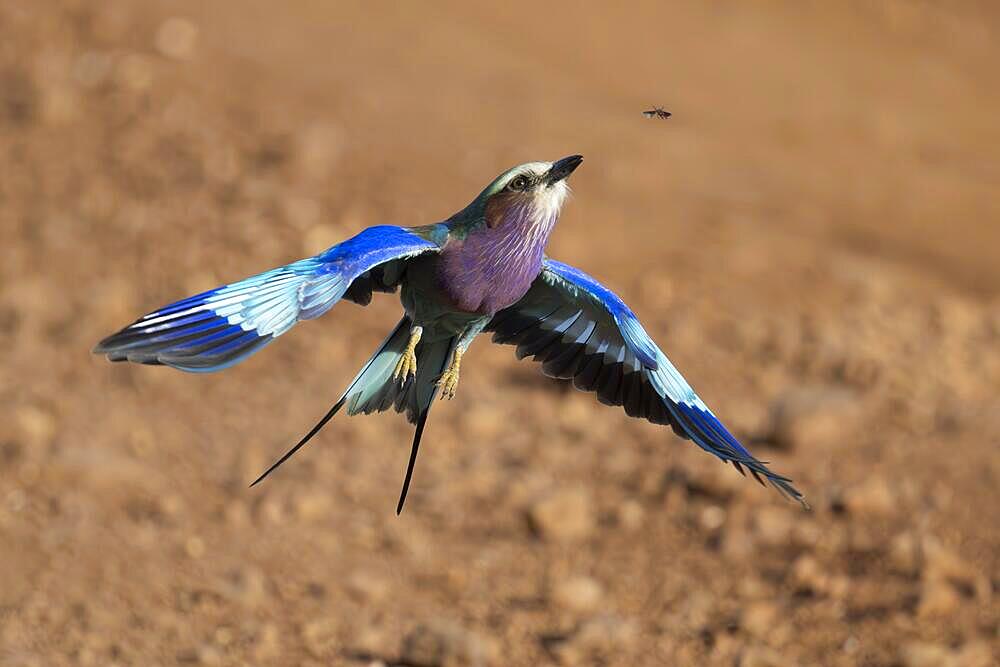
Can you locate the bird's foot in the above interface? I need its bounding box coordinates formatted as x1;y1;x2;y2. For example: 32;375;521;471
436;348;464;400
392;326;422;383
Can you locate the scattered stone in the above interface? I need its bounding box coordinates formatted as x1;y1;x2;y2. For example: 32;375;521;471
195;644;222;665
253;623;281;661
258;496;289;525
699;505;727;532
555;614;638;663
400;621;496;667
917;578;962;618
791;555;848;598
156;18;199;60
901;640;995;667
678;591;716;631
737;576;769;600
901;642;954;667
791;555;822;591
552;576;604;613
185;536;205;559
843;477;896;517
576;614;638;648
5;488;26;513
345;570;391;603
888;531;921;574
616;499;645;531
213;626;234;647
922;537;990;600
740;601;779;640
350;624;391;657
527;488;595;542
769;386;863;450
301;617;339;658
16;405;57;448
400;627;444;667
909;536;992;620
218;567;268;608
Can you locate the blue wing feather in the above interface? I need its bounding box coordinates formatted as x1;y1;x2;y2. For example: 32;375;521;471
94;225;439;372
544;259;660;369
491;259;805;505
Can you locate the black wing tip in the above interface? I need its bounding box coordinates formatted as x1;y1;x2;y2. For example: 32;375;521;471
725;457;807;508
94;313;153;354
777;476;809;510
92;329;128;355
93;328;275;372
776;482;810;511
674;402;808;507
743;462;808;510
93;333;165;365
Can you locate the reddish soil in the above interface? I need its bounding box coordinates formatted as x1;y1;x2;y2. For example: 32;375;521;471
1;2;997;665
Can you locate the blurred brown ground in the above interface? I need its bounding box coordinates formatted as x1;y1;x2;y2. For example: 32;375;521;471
1;1;998;665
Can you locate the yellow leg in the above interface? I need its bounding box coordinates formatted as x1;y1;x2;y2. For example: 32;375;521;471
392;325;422;382
436;347;464;400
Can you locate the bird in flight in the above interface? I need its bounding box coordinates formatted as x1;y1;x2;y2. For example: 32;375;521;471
642;107;672;120
94;155;804;512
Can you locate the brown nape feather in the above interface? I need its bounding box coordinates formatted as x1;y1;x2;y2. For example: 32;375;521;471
484;191;522;229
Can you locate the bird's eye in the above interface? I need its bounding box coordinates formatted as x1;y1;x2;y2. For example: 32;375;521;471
508;175;530;192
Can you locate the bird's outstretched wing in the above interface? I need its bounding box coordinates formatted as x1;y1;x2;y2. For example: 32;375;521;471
487;258;805;505
94;224;446;372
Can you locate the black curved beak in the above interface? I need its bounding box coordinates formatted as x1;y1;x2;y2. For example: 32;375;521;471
545;155;583;184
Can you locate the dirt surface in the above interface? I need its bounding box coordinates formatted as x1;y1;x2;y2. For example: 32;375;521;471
1;2;998;665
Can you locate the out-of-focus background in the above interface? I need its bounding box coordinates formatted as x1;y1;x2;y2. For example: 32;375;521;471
1;1;998;665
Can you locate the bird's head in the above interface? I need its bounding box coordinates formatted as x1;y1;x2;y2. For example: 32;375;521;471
457;155;583;231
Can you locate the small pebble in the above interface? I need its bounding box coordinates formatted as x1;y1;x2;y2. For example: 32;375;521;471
156;18;199;60
552;575;604;613
527;488;595;542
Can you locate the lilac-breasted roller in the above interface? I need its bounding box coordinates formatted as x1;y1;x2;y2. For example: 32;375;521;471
94;156;805;512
